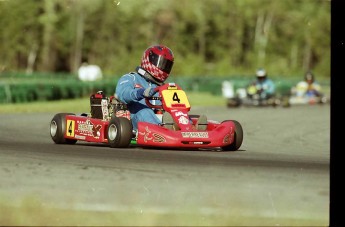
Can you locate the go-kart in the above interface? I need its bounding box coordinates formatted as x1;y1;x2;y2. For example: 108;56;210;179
226;84;290;108
288;83;330;105
288;92;329;105
50;82;243;151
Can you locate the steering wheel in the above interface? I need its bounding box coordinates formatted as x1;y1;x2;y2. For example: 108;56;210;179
145;96;163;110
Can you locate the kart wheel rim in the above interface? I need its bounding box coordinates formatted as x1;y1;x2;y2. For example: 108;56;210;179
50;121;57;137
108;124;117;140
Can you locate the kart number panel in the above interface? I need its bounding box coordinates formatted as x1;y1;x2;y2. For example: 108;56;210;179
162;90;190;108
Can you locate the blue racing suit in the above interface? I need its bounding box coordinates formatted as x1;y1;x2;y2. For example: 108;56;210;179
253;78;276;99
115;71;161;130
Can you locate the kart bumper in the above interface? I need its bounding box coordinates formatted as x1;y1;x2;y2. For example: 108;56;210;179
136;121;235;148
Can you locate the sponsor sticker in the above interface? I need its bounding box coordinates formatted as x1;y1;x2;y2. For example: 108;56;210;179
193;142;203;144
153;133;166;143
101;99;109;120
77;120;102;138
174;111;187;117
116;110;131;120
178;115;189;125
181;132;209;138
75;135;86;140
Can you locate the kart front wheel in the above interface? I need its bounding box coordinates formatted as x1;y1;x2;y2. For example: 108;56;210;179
227;97;241;108
281;96;291;108
107;116;133;148
50;113;77;144
221;120;243;151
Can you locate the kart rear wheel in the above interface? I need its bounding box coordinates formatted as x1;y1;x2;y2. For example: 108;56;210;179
50;113;77;144
221;120;243;151
107;116;133;148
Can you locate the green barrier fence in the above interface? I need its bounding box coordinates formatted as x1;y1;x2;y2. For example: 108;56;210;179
0;78;119;103
0;73;330;104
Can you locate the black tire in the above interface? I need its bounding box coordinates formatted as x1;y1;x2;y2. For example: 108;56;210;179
319;95;328;104
221;120;243;151
50;113;77;144
107;117;133;148
281;96;291;108
227;97;241;108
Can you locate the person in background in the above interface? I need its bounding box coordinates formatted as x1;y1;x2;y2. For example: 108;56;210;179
78;62;103;81
291;71;322;98
246;68;276;100
115;44;207;131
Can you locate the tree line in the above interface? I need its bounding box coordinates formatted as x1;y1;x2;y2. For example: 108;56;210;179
0;0;330;79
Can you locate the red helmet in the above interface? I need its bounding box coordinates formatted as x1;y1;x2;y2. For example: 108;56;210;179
140;45;174;82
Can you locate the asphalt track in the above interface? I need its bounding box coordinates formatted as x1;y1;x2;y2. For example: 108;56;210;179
0;104;330;226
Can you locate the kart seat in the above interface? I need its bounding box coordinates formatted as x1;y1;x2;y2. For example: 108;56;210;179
162;112;180;130
111;96;131;120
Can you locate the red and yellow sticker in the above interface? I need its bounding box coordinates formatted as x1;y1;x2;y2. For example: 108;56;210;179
66;120;75;137
162;90;190;108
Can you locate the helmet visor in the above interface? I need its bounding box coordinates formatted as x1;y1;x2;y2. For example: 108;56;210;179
149;52;174;74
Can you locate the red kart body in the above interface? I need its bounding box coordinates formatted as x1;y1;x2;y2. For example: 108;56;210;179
63;115;110;143
136;120;235;148
50;83;243;151
135;83;236;148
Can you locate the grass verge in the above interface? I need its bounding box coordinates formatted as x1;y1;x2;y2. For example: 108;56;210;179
0;196;326;226
0;92;226;114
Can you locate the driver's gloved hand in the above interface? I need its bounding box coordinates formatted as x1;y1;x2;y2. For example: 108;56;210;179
136;87;158;99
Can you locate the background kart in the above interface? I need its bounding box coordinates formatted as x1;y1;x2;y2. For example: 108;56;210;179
50;83;243;151
288;93;329;105
226;85;290;108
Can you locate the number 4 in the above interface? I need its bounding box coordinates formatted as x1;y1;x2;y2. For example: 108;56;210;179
68;121;73;135
172;92;180;103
